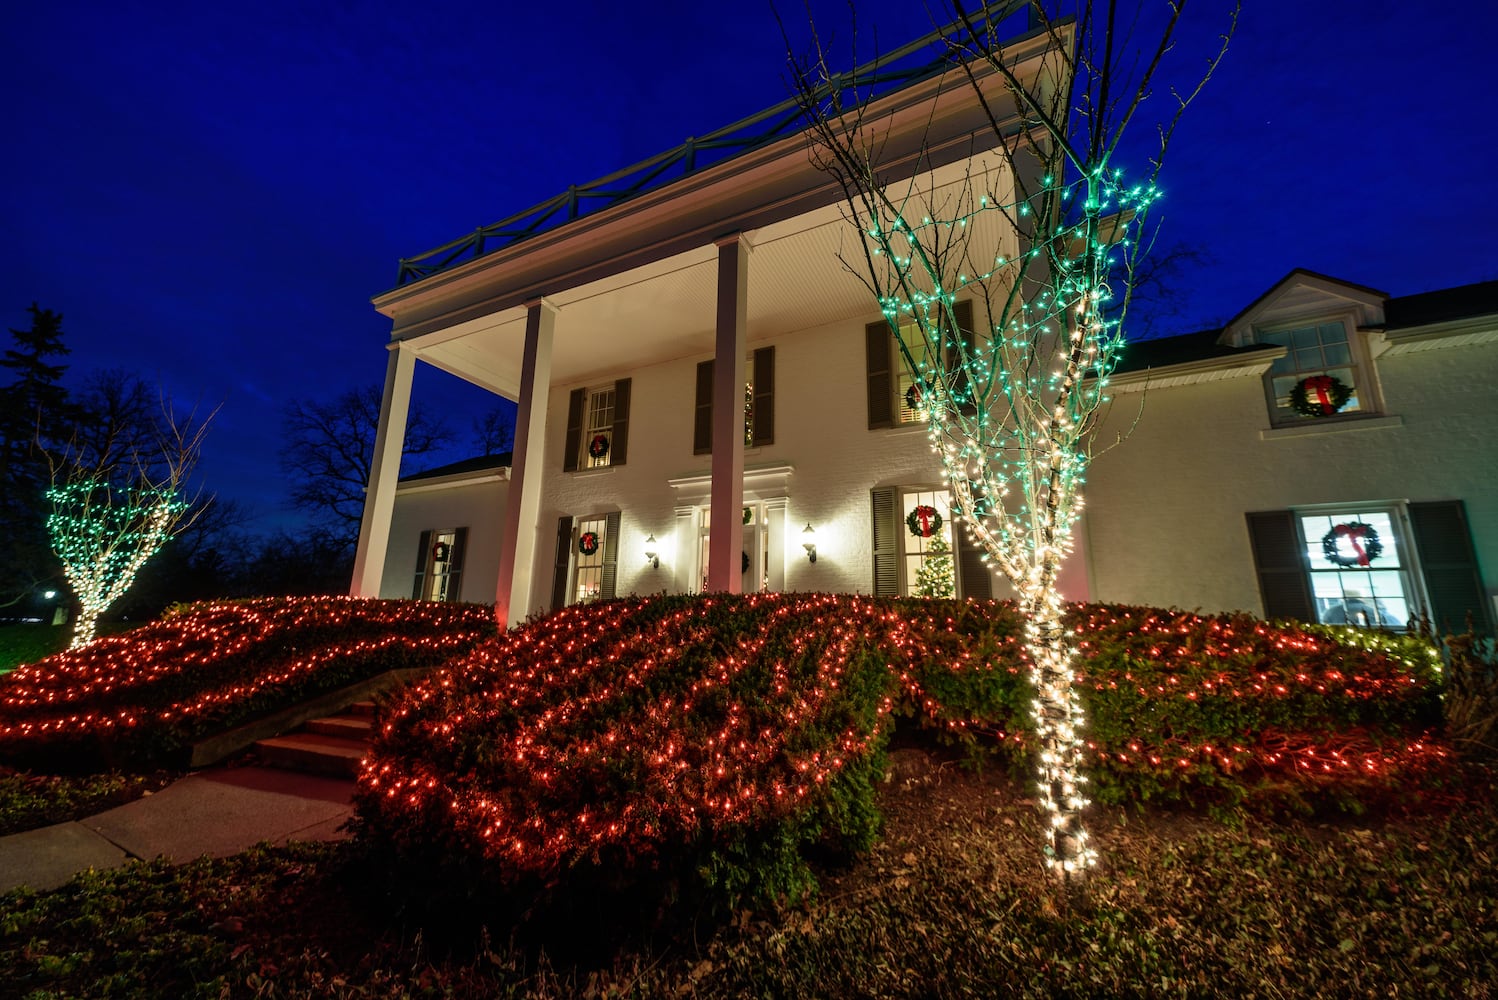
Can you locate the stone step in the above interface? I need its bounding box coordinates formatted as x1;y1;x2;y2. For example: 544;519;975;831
253;732;368;779
349;701;377;718
304;715;374;739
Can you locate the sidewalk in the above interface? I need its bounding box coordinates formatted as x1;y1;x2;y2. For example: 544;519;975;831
0;766;356;894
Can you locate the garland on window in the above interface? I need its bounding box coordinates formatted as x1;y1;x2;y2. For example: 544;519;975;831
588;434;610;460
1289;374;1352;418
578;531;600;556
1322;522;1382;567
906;504;942;538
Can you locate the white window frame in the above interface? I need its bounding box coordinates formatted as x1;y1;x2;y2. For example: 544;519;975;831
1293;502;1425;631
581;385;616;469
571;515;608;604
1257;311;1382;427
899;487;955;597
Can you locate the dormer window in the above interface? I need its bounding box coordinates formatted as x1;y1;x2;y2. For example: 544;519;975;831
1258;318;1375;424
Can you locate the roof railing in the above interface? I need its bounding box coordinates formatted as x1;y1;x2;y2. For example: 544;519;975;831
392;1;1031;289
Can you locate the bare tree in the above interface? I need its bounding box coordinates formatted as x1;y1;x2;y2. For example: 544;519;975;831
280;385;452;538
788;0;1234;873
45;390;215;648
471;404;515;456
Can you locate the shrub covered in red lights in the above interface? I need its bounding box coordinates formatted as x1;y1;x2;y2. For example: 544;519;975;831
0;597;497;771
352;594;1450;907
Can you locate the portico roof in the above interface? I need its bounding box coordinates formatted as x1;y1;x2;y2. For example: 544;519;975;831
370;13;1064;396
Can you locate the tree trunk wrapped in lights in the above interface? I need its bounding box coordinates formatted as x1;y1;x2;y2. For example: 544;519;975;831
44;385;214;649
789;0;1233;873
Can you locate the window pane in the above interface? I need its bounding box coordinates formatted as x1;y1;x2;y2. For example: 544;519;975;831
1294;347;1323;369
1318;321;1347;344
1291;326;1319;349
1323;344;1351;366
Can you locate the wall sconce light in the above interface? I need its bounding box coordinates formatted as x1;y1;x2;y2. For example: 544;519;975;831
644;534;659;569
802;523;817;563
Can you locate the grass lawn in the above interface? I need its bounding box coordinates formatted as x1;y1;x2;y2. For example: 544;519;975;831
2;748;1493;999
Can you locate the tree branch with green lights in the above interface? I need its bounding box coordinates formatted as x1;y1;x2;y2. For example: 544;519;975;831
787;0;1235;875
43;385;216;649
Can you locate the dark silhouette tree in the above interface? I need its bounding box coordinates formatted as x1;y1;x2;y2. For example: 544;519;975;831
0;304;73;609
280;385;452;540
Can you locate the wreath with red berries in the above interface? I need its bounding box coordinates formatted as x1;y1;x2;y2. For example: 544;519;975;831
906;504;942;538
1289;374;1352;418
588;434;610;460
1321;521;1383;567
578;531;600;556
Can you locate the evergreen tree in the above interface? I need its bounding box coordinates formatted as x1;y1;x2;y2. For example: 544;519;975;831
0;304;72;608
914;532;955;598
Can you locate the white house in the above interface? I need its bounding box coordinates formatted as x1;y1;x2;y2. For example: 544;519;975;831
352;21;1496;636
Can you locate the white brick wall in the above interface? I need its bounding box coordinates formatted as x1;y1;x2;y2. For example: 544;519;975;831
1083;338;1498;616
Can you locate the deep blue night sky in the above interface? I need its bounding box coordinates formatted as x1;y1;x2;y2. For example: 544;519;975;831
3;1;1495;532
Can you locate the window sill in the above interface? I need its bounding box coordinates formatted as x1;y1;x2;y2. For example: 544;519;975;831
880;422;934;437
570;465;617;477
1260;414;1403;441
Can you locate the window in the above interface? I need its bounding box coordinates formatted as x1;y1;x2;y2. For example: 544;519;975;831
901;489;954;596
870;485;990;599
1297;509;1412;628
894;325;939;426
412;527;466;602
549;512;621;610
694;347;774;455
865;301;975;430
1259;319;1370;423
1247;501;1493;635
563;379;631;472
572;515;608;603
583;388;615;469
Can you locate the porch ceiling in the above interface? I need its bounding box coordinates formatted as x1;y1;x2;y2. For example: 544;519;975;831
410;158;1013;397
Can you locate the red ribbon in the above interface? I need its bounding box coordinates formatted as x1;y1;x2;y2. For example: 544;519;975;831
916;506;933;535
1334;523;1371;566
1304;375;1336;415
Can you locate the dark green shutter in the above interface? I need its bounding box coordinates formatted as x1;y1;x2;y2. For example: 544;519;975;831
752;346;774;446
866;321;894;429
952;521;992;599
948;300;977;416
601;511;622;599
1409;500;1492;635
694;360;714;455
611;379;631;466
411;529;433;599
550;517;573;611
563;389;585;472
1245;510;1315;623
871;486;899;596
446;527;468;603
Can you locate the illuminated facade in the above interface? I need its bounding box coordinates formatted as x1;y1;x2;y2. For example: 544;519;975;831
352;38;1494;636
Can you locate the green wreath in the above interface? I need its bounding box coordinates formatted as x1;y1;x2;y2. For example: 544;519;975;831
578;531;600;556
588;434;610;459
906;504;942;538
1289;375;1352;418
1322;522;1383;568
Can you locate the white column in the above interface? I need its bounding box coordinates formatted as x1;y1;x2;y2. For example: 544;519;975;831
707;234;750;592
350;342;416;597
495;298;557;627
765;496;787;593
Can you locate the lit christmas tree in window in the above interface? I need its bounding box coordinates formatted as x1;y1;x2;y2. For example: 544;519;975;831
913;533;955;598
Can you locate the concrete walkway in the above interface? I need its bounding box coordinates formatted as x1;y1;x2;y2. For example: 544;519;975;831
0;766;355;894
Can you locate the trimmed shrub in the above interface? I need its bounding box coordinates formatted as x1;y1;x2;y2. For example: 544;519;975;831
0;596;497;771
353;594;1452;911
